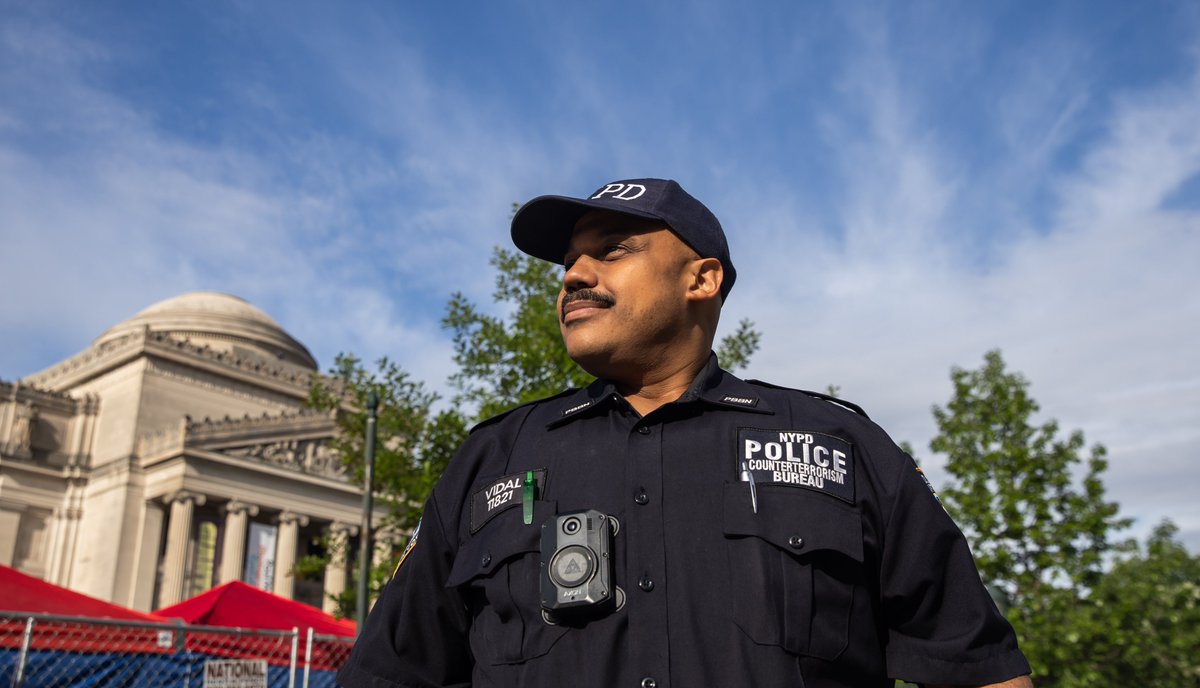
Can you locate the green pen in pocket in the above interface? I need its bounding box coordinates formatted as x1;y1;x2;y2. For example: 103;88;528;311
522;470;535;525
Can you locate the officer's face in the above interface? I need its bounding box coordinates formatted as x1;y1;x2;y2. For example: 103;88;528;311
558;211;702;377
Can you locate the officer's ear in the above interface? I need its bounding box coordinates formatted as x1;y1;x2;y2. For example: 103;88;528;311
686;257;724;304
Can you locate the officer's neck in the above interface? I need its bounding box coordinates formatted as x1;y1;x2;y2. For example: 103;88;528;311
613;354;708;417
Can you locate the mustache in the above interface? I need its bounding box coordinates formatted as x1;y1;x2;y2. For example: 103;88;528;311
560;289;616;322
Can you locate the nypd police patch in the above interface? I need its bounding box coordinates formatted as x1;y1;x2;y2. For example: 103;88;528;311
737;428;855;503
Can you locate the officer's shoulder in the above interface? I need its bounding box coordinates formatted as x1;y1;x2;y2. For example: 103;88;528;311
745;379;871;420
468;388;581;435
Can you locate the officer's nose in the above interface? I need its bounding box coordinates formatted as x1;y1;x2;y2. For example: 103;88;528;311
563;255;599;292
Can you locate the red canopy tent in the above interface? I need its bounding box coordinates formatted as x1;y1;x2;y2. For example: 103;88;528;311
154;581;354;637
0;564;169;654
154;582;355;670
0;565;164;622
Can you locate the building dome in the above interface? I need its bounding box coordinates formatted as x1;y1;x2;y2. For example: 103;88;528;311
93;292;318;370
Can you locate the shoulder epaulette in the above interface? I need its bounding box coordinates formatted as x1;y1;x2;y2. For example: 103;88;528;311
746;379;871;419
468;388;582;434
802;389;870;419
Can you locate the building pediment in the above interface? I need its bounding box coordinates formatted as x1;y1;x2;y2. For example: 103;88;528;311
137;409;345;481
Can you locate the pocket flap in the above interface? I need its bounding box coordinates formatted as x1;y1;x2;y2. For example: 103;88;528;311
447;499;555;587
722;483;863;562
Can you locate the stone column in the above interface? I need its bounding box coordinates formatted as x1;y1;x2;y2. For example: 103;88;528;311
53;481;86;588
159;491;206;607
0;508;21;566
218;500;259;585
273;511;309;599
322;522;357;615
130;502;164;611
45;505;73;585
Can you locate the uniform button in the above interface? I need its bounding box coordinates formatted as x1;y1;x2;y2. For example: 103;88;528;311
640;679;657;688
638;576;654;592
637;426;651;435
634;490;649;505
787;536;804;549
481;554;492;566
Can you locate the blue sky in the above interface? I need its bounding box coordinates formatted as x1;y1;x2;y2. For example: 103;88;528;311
3;1;1198;549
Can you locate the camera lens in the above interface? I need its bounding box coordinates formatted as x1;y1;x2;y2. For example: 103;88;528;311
549;545;595;588
562;516;582;535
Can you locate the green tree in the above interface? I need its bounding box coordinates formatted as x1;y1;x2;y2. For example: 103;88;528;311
299;354;467;616
928;349;1131;684
308;353;466;533
444;247;762;420
1049;520;1200;688
444;248;589;420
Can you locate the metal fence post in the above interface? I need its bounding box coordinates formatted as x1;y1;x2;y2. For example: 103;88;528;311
302;627;314;688
174;619;186;654
12;617;34;688
287;626;298;688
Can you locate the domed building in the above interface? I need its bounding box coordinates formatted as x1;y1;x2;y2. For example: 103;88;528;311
0;292;376;613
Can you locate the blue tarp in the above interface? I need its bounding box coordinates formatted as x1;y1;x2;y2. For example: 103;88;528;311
0;649;340;687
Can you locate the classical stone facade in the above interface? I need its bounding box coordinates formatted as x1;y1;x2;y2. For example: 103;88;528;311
0;292;379;614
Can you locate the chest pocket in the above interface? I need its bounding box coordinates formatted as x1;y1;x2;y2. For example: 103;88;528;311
446;499;567;665
722;483;864;661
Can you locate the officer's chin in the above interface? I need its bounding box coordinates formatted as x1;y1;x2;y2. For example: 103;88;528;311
562;337;619;380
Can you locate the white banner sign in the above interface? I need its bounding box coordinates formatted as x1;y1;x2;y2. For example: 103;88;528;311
243;522;277;590
203;659;267;688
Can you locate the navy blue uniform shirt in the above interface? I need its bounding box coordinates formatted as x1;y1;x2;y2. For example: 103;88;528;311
338;355;1030;688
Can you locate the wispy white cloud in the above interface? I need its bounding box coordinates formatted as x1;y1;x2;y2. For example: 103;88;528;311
0;13;406;376
725;11;1200;548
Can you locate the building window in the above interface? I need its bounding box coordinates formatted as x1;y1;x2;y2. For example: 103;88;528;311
12;508;51;578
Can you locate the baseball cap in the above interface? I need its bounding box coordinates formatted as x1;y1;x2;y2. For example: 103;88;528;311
511;178;737;299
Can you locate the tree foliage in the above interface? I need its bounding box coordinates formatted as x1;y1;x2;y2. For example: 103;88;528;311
444;248;591;420
931;350;1129;598
929;349;1136;685
715;318;761;373
444;246;762;421
308;353;466;534
300;354;466;616
1046;520;1200;688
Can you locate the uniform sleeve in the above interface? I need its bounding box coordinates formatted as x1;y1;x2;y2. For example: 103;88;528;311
878;452;1031;685
337;493;472;688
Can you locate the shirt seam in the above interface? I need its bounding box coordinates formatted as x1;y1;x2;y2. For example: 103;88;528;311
886;646;1026;663
880;439;910;541
502;403;537;474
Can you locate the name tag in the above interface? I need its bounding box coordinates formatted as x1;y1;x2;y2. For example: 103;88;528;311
470;469;547;533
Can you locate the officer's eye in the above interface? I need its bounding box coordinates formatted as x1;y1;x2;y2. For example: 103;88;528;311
603;244;628;259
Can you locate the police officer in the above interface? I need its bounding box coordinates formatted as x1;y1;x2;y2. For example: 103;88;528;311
338;178;1034;688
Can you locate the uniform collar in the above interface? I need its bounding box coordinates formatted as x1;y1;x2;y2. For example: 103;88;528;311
548;353;773;428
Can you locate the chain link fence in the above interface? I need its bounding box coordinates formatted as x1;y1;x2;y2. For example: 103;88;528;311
0;612;352;687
